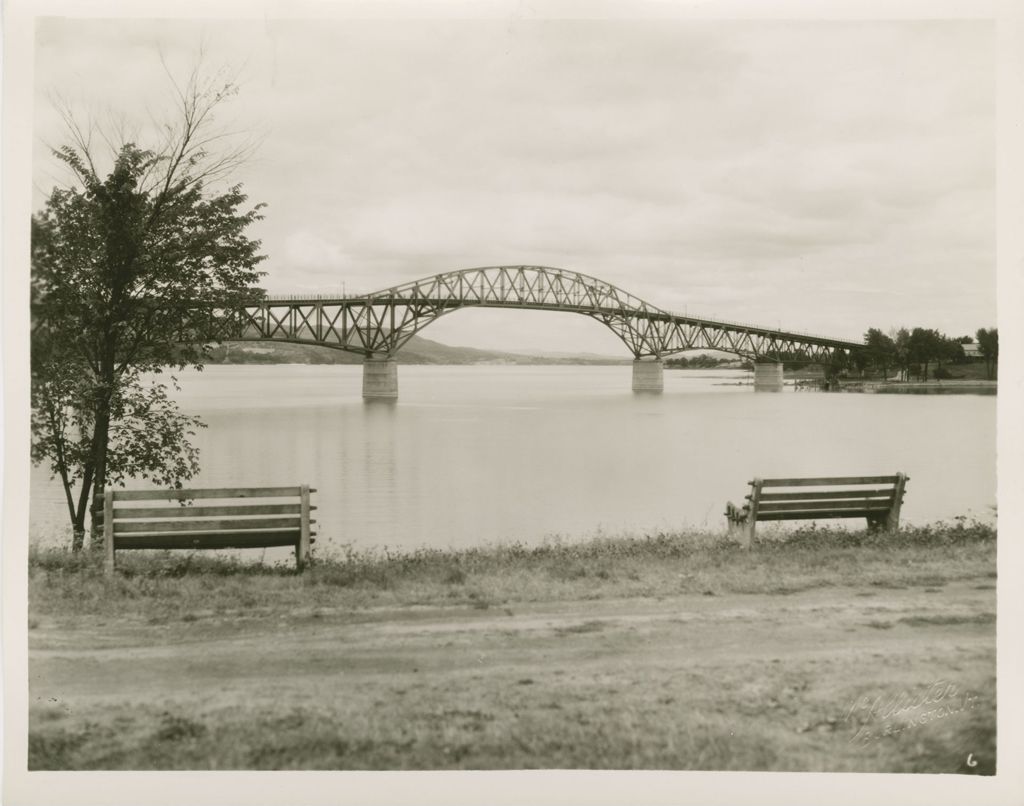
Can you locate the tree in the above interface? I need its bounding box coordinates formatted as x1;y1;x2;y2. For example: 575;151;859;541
976;327;998;379
863;328;897;379
888;325;913;380
906;328;945;380
31;67;266;550
936;335;964;371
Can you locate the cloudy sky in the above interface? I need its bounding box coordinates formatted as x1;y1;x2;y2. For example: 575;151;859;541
32;14;995;354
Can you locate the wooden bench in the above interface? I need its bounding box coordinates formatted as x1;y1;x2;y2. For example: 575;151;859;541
725;474;908;546
102;485;316;573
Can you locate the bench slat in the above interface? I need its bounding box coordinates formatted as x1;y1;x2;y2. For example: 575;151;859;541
758;476;899;487
111;487;302;502
114;529;301;550
113;503;302;519
756;509;888;521
113;516;302;534
756;488;895;502
757;500;893;514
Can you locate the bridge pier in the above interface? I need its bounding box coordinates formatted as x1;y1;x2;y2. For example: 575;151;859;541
754;361;784;392
632;359;664;393
363;357;398;400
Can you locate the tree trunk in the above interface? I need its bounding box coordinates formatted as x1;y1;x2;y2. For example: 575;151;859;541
87;373;113;550
88;412;111;549
74;461;94;549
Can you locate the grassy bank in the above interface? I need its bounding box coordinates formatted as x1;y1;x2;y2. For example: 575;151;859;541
30;520;995;622
28;521;997;772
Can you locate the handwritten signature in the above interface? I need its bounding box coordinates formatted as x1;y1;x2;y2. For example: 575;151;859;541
843;679;980;745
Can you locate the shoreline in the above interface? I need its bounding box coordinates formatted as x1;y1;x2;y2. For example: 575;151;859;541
837;380;997;395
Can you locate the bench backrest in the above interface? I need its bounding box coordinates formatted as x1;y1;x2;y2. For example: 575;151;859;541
748;474;907;521
103;486;313;551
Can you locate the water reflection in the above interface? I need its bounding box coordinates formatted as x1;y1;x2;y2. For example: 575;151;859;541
29;365;997;551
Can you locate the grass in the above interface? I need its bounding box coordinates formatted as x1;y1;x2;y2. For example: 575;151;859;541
28;654;997;772
27;519;997;772
29;519;996;622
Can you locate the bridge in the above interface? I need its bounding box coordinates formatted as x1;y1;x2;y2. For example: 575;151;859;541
219;266;864;399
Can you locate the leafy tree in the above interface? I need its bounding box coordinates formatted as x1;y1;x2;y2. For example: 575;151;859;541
863;328;897;378
976;327;998;379
889;328;911;380
31;68;266;550
906;327;946;380
936;335;964;371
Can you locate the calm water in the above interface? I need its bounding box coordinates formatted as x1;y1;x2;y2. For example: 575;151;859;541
29;365;997;552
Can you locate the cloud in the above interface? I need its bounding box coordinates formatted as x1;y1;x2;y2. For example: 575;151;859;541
32;17;996;349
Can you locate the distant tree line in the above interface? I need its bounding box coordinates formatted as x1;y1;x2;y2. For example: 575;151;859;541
665;355;753;370
861;327;998;381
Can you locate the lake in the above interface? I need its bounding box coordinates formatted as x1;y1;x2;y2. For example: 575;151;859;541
29;365;997;553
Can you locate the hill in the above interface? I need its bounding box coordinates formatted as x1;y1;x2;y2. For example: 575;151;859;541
206;336;629;366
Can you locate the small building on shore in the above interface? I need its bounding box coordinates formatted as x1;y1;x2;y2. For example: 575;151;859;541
962;342;983;361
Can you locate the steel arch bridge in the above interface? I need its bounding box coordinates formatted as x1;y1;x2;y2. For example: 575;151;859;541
223;265;863;364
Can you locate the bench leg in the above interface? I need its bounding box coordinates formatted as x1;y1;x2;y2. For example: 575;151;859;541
868;509;900;534
103;490;115;574
884;472;907;532
296;484;312;572
743;518;756;548
884;509;901;533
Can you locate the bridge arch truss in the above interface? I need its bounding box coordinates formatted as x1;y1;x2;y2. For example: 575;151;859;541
221;266;862;364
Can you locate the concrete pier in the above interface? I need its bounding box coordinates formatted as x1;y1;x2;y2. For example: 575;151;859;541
753;362;784;392
632;359;664;393
363;357;398;400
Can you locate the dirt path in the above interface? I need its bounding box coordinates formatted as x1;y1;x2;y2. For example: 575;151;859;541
29;577;996;771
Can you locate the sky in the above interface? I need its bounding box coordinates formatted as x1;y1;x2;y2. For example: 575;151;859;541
31;14;996;355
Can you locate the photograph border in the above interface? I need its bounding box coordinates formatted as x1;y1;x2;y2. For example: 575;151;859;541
4;0;1023;803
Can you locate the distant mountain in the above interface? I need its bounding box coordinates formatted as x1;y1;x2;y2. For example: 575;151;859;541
512;348;628;361
206;336;630;366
